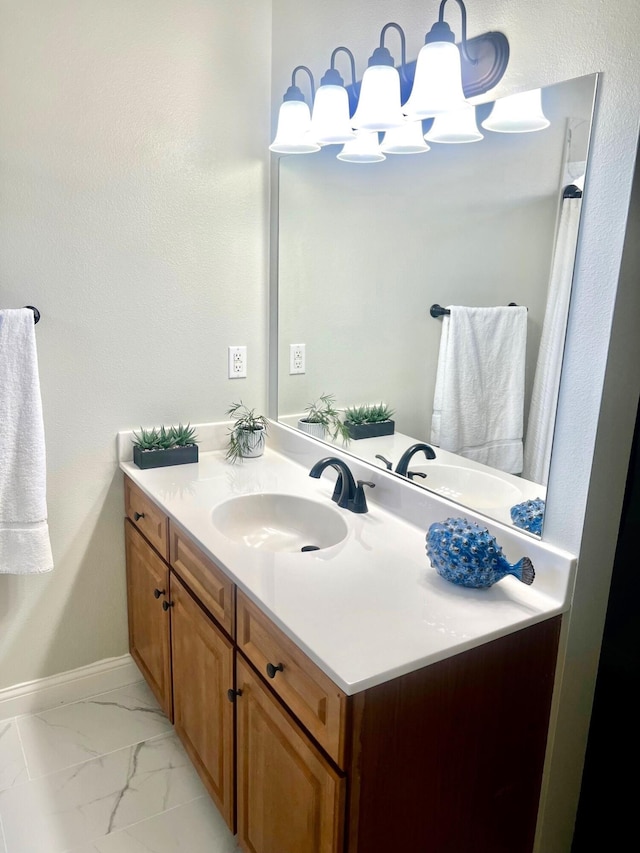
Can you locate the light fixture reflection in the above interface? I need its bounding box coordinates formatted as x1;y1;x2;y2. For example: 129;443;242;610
425;105;483;143
380;121;430;154
481;88;550;133
337;131;386;163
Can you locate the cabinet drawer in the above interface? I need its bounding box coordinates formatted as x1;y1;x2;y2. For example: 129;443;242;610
169;522;235;637
124;476;169;560
237;590;347;767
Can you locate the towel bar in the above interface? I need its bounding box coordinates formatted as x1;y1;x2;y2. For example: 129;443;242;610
430;303;520;319
24;305;40;323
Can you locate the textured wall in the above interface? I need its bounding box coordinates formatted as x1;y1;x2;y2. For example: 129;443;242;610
270;2;640;852
0;0;271;688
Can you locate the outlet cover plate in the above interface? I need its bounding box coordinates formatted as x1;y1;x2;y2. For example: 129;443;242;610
228;346;247;378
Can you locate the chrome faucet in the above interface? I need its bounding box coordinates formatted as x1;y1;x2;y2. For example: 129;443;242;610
395;443;437;477
309;457;375;513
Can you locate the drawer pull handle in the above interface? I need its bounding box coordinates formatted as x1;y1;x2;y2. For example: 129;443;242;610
153;588;165;599
134;512;145;521
162;600;174;611
227;688;243;703
266;662;284;679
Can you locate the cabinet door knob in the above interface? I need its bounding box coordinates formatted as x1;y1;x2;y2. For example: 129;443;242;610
134;512;145;521
227;688;243;703
162;600;174;611
153;588;165;599
266;662;284;679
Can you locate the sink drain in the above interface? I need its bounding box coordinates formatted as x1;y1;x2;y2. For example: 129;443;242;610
300;545;320;552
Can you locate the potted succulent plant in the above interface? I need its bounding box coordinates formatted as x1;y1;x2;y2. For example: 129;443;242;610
226;401;269;463
343;402;395;440
132;423;199;469
297;393;351;443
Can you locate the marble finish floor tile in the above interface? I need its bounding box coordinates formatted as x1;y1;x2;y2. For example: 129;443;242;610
63;796;240;852
0;719;28;792
0;732;206;853
17;681;172;779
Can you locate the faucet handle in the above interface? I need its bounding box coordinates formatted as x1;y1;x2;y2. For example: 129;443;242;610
352;480;375;514
375;454;393;470
407;471;427;481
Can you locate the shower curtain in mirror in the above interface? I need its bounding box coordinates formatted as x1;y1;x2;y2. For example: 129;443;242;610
523;196;582;485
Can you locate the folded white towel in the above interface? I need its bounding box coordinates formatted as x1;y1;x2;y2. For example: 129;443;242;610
0;308;54;574
430;305;528;474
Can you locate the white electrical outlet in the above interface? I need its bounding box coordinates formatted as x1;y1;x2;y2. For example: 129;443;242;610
228;346;247;378
289;343;306;375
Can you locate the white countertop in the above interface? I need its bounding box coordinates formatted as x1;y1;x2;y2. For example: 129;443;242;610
119;422;576;696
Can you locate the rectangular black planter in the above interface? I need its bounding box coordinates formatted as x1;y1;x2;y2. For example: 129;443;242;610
133;444;199;469
345;420;395;440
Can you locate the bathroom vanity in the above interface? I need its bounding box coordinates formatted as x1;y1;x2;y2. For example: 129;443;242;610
120;426;574;853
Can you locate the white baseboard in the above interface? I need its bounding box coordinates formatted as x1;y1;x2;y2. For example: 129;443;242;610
0;654;142;721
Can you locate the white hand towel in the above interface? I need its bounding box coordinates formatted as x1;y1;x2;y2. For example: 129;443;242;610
0;308;54;573
430;305;528;474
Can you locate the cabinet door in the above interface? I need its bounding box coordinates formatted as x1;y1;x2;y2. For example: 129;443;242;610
236;657;345;853
171;573;235;831
124;520;172;720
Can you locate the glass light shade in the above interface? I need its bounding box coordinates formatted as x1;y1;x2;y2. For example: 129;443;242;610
310;85;356;144
481;89;550;133
425;105;483;144
380;121;430;154
403;41;468;119
269;100;320;153
337;131;386;163
351;65;405;131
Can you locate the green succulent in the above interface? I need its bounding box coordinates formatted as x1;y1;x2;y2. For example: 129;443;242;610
226;401;269;463
170;423;198;446
132;423;199;451
344;402;395;425
302;393;351;443
132;426;164;450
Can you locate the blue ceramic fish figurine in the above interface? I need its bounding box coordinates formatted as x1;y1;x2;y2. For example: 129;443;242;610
426;517;535;589
510;498;546;536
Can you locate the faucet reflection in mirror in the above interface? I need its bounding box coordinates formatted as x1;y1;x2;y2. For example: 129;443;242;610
270;1;550;159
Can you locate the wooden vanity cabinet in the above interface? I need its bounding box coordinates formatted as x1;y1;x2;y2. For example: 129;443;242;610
235;657;346;853
123;475;562;853
124;519;173;720
170;571;235;828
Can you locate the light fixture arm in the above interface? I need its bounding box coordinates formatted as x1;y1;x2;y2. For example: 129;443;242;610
429;0;478;66
320;46;357;88
378;22;408;80
284;65;316;102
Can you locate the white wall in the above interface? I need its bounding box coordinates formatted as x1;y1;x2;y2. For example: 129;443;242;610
0;0;271;689
271;2;640;851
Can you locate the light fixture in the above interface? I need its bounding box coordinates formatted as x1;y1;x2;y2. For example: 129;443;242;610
310;47;357;145
337;131;386;163
481;88;550;133
271;2;512;159
403;0;475;119
380;121;431;154
269;66;320;154
351;23;407;131
424;104;483;143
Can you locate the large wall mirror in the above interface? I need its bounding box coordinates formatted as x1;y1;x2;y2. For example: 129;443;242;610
273;74;598;538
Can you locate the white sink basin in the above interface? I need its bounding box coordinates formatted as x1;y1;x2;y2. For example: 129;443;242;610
407;464;523;510
211;493;348;553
